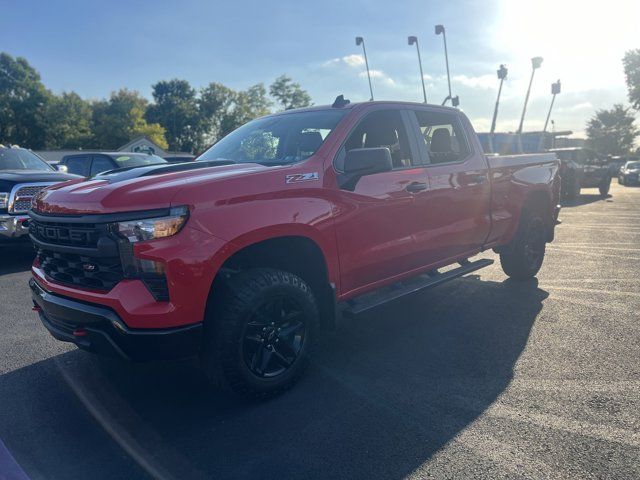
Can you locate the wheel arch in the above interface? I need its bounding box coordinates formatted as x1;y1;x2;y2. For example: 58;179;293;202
207;233;337;331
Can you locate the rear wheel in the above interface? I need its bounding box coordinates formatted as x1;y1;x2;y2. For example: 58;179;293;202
500;209;547;281
200;268;318;399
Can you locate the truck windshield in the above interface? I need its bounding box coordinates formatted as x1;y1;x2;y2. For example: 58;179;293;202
0;148;54;171
626;161;640;169
198;110;347;166
112;154;167;168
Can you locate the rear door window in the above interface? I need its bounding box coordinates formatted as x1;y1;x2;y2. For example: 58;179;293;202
63;156;90;176
90;156;115;176
412;110;470;164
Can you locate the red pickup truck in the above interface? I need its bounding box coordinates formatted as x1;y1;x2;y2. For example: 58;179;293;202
29;99;560;397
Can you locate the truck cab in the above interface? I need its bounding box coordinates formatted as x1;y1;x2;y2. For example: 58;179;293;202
548;147;612;198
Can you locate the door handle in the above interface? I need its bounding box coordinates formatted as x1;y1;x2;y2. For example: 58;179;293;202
406;181;428;193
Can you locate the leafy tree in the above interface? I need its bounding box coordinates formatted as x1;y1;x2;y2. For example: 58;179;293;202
198;82;237;148
586;104;638;156
219;83;272;138
43;92;92;148
269;75;312;111
146;79;200;152
623;49;640;110
0;52;51;148
91;89;167;150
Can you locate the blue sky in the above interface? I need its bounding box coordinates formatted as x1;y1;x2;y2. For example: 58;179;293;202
2;0;638;136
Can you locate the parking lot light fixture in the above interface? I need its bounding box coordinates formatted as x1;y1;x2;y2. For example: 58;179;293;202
408;36;427;103
435;24;456;107
490;64;508;135
543;80;561;133
355;36;374;101
517;56;543;134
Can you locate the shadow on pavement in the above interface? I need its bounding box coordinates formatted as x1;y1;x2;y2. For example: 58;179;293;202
0;276;548;480
0;242;35;275
561;193;611;208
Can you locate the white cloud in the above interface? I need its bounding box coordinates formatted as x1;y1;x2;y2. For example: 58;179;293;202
452;74;497;90
323;54;364;68
359;69;395;86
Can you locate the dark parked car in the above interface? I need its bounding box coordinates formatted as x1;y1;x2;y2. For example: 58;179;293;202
1;145;79;242
548;147;612;199
618;160;640;186
59;152;167;177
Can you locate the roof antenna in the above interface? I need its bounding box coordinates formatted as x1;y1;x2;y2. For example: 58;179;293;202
332;95;350;108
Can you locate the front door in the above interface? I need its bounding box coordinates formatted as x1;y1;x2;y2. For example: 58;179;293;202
332;108;430;296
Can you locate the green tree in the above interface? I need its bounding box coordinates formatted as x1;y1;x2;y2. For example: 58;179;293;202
219;83;272;138
146;79;200;152
586;104;638;156
269;75;312;111
198;82;237;148
43;92;93;148
0;52;51;148
91;89;167;150
623;49;640;110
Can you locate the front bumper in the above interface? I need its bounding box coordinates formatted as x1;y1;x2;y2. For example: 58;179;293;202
30;277;203;361
0;214;31;239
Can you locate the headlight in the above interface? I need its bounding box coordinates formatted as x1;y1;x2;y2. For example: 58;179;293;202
0;192;8;209
116;206;189;243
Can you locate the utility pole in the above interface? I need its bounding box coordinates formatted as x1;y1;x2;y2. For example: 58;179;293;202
408;36;427;103
355;37;374;101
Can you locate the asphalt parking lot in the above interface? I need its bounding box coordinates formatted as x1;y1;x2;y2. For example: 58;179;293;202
1;182;639;480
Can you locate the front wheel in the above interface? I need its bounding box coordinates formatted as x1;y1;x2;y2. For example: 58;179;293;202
500;209;547;281
200;268;319;399
599;178;611;197
618;176;625;186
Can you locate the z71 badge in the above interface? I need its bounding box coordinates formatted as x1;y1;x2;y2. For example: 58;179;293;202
285;172;319;184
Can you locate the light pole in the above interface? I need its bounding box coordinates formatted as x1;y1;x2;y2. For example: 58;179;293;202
490;64;508;134
488;64;508;154
408;36;427;103
543;80;561;132
517;56;543;134
355;36;374;101
435;24;456;107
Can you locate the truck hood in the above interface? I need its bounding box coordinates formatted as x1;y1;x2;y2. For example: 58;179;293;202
32;161;270;215
0;170;79;183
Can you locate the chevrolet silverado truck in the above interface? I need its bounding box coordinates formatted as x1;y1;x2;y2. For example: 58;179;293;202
548;147;611;199
29;100;561;398
1;146;79;243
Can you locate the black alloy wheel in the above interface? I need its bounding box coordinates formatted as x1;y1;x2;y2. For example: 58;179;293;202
242;296;307;378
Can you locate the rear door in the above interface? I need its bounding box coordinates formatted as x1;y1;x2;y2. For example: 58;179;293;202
332;107;430;295
62;155;90;177
408;108;491;262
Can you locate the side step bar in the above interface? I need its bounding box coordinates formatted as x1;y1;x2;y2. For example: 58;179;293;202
341;258;494;318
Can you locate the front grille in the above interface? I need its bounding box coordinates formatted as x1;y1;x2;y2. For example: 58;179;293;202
9;184;53;214
37;248;123;291
30;219;102;248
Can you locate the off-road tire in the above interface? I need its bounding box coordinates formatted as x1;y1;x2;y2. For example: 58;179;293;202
599;178;611;197
618;176;625;185
500;209;547;281
200;268;319;399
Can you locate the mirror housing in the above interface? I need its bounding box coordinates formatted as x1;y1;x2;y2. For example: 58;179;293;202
339;147;392;190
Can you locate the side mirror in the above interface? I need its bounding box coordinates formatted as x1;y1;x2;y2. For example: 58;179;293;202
339;147;392;190
55;164;68;173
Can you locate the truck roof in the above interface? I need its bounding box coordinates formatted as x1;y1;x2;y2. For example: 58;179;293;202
270;100;462;117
